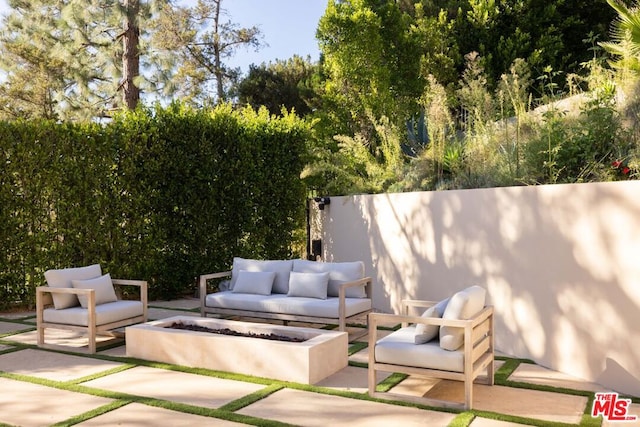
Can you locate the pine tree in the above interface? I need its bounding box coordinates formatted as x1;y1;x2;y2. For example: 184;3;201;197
0;0;160;120
149;0;264;105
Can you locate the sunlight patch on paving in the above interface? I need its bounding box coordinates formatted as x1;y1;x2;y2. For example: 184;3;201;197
4;328;118;351
423;380;587;424
510;363;611;393
0;348;124;381
237;387;456;426
315;365;391;393
81;366;265;409
0;377;113;427
75;402;246;427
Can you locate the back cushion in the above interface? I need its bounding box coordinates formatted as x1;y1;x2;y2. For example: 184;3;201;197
292;259;366;298
439;285;487;351
230;258;293;294
44;264;102;309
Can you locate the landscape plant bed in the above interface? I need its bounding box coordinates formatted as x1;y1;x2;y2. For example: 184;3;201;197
126;316;349;383
166;321;307;342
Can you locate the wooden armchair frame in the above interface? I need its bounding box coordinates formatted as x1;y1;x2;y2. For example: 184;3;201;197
36;279;147;353
368;299;494;410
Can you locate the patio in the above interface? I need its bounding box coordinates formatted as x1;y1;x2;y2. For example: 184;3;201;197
0;298;638;427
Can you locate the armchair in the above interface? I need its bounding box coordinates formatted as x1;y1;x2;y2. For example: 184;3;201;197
368;286;494;410
36;265;147;353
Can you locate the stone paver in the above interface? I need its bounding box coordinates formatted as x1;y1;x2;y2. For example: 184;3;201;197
0;377;113;427
237;387;456;427
316;365;391;393
0;320;32;334
81;366;266;409
423;380;588;424
148;307;199;321
4;328;118;352
75;402;247;427
0;348;124;381
149;299;200;310
510;363;611;393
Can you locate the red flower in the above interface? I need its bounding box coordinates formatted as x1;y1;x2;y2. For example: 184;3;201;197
623;167;630;175
612;160;622;168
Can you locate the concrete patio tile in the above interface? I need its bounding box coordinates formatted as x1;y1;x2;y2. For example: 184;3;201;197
237;387;456;426
99;343;127;357
0;320;33;334
76;402;247;427
423;380;588;424
4;328;120;352
149;298;200;310
315;365;391;393
81;365;266;409
148;307;199;321
0;348;124;381
509;362;611;393
0;377;113;427
0;310;36;320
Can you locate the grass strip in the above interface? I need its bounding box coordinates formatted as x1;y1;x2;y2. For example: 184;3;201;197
448;411;475;427
376;372;407;392
51;400;132;427
348;341;368;356
219;384;284;412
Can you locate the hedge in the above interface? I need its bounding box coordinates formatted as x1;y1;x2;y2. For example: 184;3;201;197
0;103;311;307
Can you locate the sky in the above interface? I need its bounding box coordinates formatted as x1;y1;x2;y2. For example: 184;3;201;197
0;0;328;76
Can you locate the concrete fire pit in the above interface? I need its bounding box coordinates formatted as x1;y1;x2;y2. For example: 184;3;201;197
125;316;348;384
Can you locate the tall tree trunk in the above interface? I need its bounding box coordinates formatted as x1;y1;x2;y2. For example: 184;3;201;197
213;0;225;102
122;0;140;109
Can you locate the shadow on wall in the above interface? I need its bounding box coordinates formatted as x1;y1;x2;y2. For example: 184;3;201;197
320;181;640;397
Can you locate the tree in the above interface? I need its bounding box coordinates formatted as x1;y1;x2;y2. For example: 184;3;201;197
150;0;264;105
0;0;160;120
235;56;319;116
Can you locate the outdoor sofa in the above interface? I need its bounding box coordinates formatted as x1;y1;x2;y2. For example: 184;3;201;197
199;257;373;340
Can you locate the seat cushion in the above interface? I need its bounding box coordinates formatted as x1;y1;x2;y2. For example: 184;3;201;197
42;300;143;327
72;273;118;308
440;286;486;351
205;291;372;318
375;326;464;372
231;258;293;294
44;264;102;309
292;259;366;298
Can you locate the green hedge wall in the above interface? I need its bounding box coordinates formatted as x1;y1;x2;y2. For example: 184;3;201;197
0;103;310;307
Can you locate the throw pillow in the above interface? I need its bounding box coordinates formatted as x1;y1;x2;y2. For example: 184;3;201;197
71;273;118;308
231;258;293;294
292;259;366;298
287;271;330;299
231;270;276;295
44;264;102;309
414;304;442;344
440;285;487;351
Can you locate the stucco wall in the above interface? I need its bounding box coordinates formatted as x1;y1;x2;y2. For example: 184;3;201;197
317;181;640;396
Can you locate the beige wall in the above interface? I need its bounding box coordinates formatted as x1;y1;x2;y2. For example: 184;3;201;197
317;181;640;397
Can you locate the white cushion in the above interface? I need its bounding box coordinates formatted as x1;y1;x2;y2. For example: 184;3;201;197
287;271;329;299
376;326;464;372
42;300;143;326
231;270;275;295
414;305;441;344
72;273;118;308
440;286;486;351
231;258;293;294
44;264;102;309
205;291;372;318
292;259;366;298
